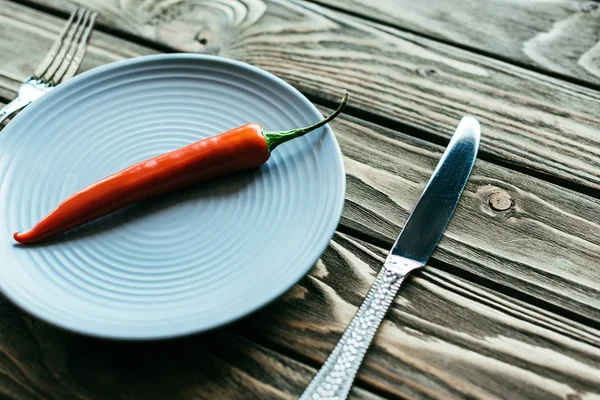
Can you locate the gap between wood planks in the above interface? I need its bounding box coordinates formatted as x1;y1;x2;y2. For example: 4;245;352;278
338;223;600;333
15;0;600;93
8;0;600;202
307;94;600;201
303;0;600;92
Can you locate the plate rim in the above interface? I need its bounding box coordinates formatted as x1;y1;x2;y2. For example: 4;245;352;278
0;53;346;340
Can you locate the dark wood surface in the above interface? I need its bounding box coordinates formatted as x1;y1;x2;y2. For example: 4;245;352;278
1;1;599;399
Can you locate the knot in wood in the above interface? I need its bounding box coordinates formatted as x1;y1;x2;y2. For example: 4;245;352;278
489;191;512;211
417;67;437;77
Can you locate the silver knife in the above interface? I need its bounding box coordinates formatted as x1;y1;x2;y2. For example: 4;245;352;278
300;116;481;400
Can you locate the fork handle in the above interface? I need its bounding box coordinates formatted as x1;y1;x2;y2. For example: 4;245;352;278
299;267;406;400
0;95;32;125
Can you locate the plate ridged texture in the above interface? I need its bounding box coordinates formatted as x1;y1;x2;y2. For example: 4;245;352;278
0;54;345;339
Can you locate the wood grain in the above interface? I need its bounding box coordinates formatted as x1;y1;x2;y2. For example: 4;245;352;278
233;232;600;400
311;0;600;85
0;1;157;100
325;108;600;322
0;292;382;400
6;0;600;191
1;233;599;400
1;3;600;399
1;0;599;321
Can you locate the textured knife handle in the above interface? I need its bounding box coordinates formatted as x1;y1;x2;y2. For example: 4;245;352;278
299;268;405;400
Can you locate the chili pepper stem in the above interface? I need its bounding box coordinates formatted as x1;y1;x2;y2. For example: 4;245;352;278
264;91;348;153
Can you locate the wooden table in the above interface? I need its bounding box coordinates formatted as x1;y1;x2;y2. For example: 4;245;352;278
1;1;599;399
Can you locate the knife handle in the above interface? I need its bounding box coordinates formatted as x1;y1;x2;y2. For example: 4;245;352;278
299;266;407;400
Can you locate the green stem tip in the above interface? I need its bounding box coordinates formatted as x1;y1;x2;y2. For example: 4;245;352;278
264;90;349;152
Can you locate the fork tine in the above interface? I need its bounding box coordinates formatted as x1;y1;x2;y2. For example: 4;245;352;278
57;11;97;83
37;8;87;84
42;9;88;84
51;10;96;84
33;8;83;81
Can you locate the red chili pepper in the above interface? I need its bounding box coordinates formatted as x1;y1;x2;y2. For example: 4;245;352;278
14;91;348;244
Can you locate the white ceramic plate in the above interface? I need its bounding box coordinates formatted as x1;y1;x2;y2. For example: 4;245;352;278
0;54;345;339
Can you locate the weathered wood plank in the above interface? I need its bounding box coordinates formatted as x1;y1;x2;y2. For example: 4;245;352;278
6;0;600;191
311;0;600;85
2;233;599;400
1;0;600;321
325;108;600;322
0;0;157;99
233;232;600;400
0;293;383;400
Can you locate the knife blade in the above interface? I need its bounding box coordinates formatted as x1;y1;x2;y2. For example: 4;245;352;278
299;116;480;400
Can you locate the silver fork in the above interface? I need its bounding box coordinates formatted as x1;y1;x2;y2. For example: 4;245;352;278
0;8;97;126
